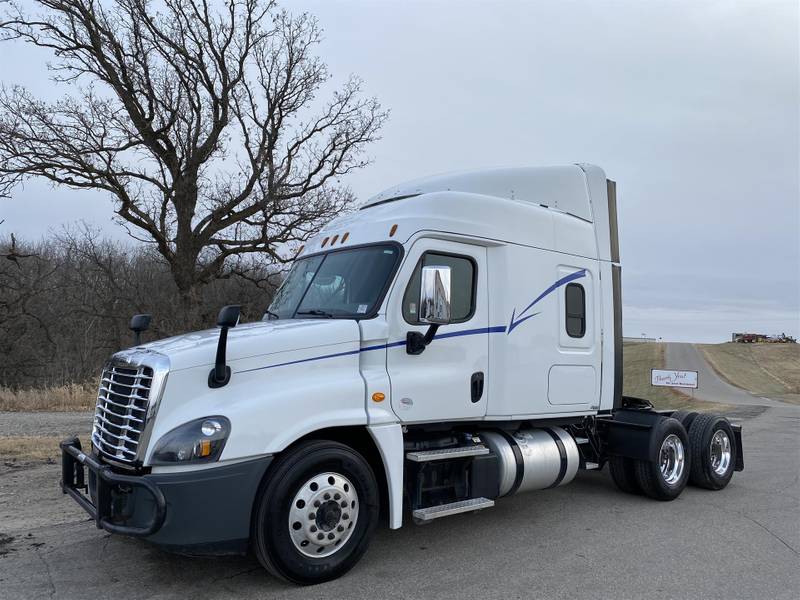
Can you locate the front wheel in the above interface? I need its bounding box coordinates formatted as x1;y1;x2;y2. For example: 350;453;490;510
252;440;379;584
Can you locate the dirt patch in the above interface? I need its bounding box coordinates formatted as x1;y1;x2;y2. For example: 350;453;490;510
0;383;96;412
0;533;15;557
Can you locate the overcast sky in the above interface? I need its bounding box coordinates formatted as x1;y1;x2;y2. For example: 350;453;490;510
1;0;798;343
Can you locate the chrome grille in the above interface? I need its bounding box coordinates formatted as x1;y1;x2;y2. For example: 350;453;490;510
91;364;154;463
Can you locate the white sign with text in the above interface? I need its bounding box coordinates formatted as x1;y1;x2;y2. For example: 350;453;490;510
651;369;698;389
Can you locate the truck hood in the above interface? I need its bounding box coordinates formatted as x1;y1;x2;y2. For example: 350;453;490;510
130;319;361;372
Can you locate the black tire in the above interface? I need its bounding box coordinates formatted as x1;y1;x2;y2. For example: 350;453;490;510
634;417;690;501
688;413;737;490
670;410;699;431
252;440;379;585
609;456;640;494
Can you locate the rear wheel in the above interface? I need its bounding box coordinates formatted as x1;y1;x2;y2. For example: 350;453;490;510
688;414;736;490
634;417;690;501
252;440;379;584
609;456;640;494
670;410;699;431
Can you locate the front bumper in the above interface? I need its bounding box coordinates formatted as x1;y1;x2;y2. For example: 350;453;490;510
60;437;273;554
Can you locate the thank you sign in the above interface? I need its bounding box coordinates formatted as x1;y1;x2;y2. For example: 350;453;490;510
651;369;699;389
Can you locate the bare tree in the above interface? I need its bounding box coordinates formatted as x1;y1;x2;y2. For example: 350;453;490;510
0;228;280;388
0;0;387;310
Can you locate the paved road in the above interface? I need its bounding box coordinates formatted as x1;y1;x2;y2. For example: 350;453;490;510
664;343;791;408
2;349;798;599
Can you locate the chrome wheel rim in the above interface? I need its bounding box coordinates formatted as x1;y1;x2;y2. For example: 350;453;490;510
659;434;685;486
710;430;732;476
288;472;359;558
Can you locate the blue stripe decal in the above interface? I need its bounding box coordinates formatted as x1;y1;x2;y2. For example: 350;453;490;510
239;271;582;373
434;325;507;339
360;340;407;352
507;269;586;334
239;326;507;374
238;348;362;373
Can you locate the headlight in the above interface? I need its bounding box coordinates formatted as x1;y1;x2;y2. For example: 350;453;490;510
150;416;231;465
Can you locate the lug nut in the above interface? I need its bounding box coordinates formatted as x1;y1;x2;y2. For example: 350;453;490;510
337;525;344;532
328;533;335;540
334;493;341;500
317;533;324;540
309;512;316;520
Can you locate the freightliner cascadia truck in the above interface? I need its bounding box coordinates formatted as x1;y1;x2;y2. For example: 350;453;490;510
60;165;744;584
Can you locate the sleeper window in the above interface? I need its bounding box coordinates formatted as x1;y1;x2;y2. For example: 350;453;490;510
403;253;475;324
565;283;586;338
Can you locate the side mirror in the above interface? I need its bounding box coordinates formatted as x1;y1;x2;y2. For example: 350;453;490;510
209;305;241;388
217;305;241;328
418;265;452;325
129;314;152;347
407;265;451;355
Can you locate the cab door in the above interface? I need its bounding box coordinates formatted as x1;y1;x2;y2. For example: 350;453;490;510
386;239;488;422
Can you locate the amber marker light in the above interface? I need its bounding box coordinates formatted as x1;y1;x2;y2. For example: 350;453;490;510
341;232;350;243
331;234;339;245
389;224;398;237
321;237;329;247
372;392;386;402
198;439;212;457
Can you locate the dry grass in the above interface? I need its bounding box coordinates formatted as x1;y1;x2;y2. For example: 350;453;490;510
0;435;90;463
699;343;800;404
622;342;730;412
0;383;96;412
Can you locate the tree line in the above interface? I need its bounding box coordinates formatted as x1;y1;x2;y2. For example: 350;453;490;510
0;228;279;388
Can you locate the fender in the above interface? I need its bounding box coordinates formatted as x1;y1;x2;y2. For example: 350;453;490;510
367;422;404;529
600;408;666;462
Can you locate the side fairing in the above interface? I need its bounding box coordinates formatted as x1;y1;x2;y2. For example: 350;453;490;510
486;242;602;418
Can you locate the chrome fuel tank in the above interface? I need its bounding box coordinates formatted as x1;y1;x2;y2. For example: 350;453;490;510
480;427;580;496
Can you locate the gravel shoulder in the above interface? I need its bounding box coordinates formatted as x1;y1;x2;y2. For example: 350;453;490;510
0;411;92;439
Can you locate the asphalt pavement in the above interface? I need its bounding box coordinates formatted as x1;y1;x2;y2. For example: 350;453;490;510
1;344;798;599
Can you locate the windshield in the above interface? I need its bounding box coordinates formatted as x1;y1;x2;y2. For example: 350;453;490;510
267;244;401;319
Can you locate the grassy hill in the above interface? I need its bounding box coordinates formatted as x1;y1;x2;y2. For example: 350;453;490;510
699;343;800;404
622;342;730;411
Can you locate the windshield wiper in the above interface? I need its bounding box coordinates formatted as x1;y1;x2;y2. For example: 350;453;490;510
264;309;280;320
296;309;335;318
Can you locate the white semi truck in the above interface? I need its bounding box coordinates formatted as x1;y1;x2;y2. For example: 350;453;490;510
60;165;744;584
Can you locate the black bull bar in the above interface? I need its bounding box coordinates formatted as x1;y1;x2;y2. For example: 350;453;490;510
60;437;166;536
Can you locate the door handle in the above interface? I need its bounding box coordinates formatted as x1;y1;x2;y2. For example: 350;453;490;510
471;372;484;403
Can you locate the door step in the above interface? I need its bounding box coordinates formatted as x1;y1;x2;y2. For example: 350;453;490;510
406;445;490;462
574;437;590;444
583;461;600;470
412;497;495;522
